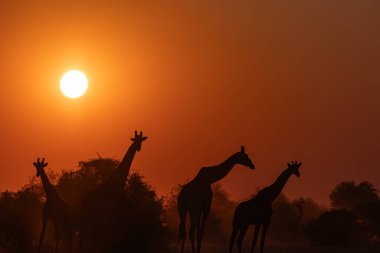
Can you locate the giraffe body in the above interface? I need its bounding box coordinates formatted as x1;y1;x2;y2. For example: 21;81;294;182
178;146;255;253
229;161;302;253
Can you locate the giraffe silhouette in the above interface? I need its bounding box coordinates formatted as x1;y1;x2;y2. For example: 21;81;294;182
33;158;70;253
178;146;255;253
229;161;302;253
79;131;147;250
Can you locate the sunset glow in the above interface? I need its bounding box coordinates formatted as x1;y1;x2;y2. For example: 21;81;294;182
60;70;88;98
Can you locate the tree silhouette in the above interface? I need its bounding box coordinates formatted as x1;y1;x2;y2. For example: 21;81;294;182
0;157;168;253
295;197;325;223
329;181;379;210
0;180;43;252
57;157;168;253
355;200;380;241
306;209;364;246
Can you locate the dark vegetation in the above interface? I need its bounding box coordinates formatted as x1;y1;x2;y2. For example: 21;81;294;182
0;157;379;252
0;157;167;253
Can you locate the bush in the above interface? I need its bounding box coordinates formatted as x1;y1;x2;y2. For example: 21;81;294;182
306;209;364;246
0;181;43;252
329;181;379;210
270;201;300;241
60;158;169;253
356;200;380;242
0;157;169;253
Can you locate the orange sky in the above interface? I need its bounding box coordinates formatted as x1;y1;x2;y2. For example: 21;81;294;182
1;1;379;205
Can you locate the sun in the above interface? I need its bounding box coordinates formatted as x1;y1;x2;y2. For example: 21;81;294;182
60;70;88;98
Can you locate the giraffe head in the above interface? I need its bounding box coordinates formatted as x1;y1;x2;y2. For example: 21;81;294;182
33;158;48;177
130;131;148;151
234;146;255;170
287;161;302;177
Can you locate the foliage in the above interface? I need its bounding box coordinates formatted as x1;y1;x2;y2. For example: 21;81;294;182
58;157;168;253
295;197;325;223
306;209;364;246
270;200;300;241
0;157;168;253
355;200;380;241
0;180;43;252
329;181;379;210
1;164;380;252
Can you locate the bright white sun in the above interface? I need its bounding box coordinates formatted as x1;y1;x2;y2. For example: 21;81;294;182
60;70;88;98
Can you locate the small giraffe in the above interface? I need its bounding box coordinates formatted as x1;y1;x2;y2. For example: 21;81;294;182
79;131;147;250
178;146;255;253
229;161;302;253
33;158;69;253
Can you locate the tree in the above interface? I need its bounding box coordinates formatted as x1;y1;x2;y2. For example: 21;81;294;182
355;200;380;241
329;181;379;210
306;209;364;246
0;157;169;253
295;197;325;223
57;157;168;253
0;180;43;252
270;200;300;241
56;157;119;227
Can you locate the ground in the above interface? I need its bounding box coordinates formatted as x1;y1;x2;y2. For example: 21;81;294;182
169;242;380;253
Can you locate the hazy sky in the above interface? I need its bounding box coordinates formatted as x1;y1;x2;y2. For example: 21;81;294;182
1;0;379;205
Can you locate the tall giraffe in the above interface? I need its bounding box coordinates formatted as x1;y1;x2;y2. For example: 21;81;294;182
178;146;255;253
33;158;69;253
229;161;302;253
79;131;147;250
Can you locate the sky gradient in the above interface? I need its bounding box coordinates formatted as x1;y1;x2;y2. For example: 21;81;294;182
1;0;379;205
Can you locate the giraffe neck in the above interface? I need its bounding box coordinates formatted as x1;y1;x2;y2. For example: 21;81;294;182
113;141;138;182
259;169;293;204
39;170;56;200
198;155;238;185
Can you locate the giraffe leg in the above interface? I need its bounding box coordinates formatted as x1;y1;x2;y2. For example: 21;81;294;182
37;215;48;253
196;208;210;253
250;224;262;253
229;226;239;253
236;225;248;253
178;202;187;253
54;227;62;253
260;223;269;253
189;210;200;253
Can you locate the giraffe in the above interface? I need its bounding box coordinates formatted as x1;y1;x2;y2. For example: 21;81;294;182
178;146;255;253
33;158;70;253
79;131;147;250
229;161;302;253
